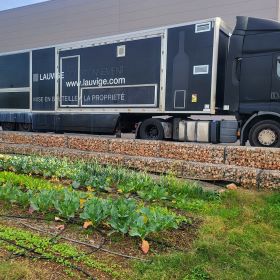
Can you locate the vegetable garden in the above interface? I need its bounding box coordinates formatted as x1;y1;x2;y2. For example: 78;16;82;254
0;154;279;280
0;154;216;279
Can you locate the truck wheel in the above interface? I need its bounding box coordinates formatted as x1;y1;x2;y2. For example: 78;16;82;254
2;122;16;131
249;120;280;147
18;123;32;132
139;118;164;140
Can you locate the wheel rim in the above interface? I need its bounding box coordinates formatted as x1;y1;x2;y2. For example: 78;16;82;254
258;129;277;146
146;125;159;139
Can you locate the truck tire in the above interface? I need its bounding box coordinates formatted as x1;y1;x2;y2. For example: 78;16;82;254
139;118;164;140
249;120;280;147
2;122;16;131
18;123;32;132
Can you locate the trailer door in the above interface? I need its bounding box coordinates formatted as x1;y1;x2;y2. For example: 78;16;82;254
165;22;215;113
60;55;80;107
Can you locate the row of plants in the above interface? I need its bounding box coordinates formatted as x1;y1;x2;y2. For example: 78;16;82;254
0;154;219;204
0;180;186;240
0;225;123;279
0;170;65;191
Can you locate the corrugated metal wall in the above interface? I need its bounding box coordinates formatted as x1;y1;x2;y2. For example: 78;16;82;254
0;0;278;53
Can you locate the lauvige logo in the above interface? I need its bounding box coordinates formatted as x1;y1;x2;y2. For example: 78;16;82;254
33;72;65;82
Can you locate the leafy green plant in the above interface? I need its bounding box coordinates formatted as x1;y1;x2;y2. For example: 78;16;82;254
109;198;137;234
87;175;112;192
53;189;81;219
0;183;29;207
129;207;182;239
80;197;111;226
117;180;137;194
137;185;169;201
29;189;56;213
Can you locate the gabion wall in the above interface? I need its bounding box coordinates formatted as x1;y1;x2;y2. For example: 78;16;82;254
0;132;279;190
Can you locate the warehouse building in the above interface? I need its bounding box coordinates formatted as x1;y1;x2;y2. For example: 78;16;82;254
0;0;279;53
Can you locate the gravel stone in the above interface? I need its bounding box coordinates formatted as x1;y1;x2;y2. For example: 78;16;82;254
259;170;280;190
225;146;280;171
159;142;225;164
1;132;33;145
67;135;109;153
109;139;160;157
33;134;67;148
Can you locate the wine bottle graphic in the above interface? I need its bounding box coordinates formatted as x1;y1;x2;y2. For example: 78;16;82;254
172;30;190;110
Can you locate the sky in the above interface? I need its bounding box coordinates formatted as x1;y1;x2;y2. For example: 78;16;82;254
0;0;49;11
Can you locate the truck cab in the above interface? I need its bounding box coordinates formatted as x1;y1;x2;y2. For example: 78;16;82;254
224;16;280;147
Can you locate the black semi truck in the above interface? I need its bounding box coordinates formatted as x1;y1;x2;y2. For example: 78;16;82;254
0;16;280;147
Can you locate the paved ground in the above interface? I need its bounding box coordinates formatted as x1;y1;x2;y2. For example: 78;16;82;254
0;127;244;146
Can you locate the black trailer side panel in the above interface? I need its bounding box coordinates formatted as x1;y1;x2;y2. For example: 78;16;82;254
32;48;56;111
0;92;29;109
165;23;214;112
0;52;30;111
0;52;29;89
32;113;119;134
57;113;119;133
59;37;161;108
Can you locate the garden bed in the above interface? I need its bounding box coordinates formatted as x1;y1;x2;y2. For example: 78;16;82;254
0;154;279;280
0;154;215;279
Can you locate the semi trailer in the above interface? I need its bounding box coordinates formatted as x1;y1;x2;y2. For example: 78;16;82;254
0;16;280;147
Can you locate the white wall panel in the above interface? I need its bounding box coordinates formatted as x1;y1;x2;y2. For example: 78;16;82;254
0;0;278;53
